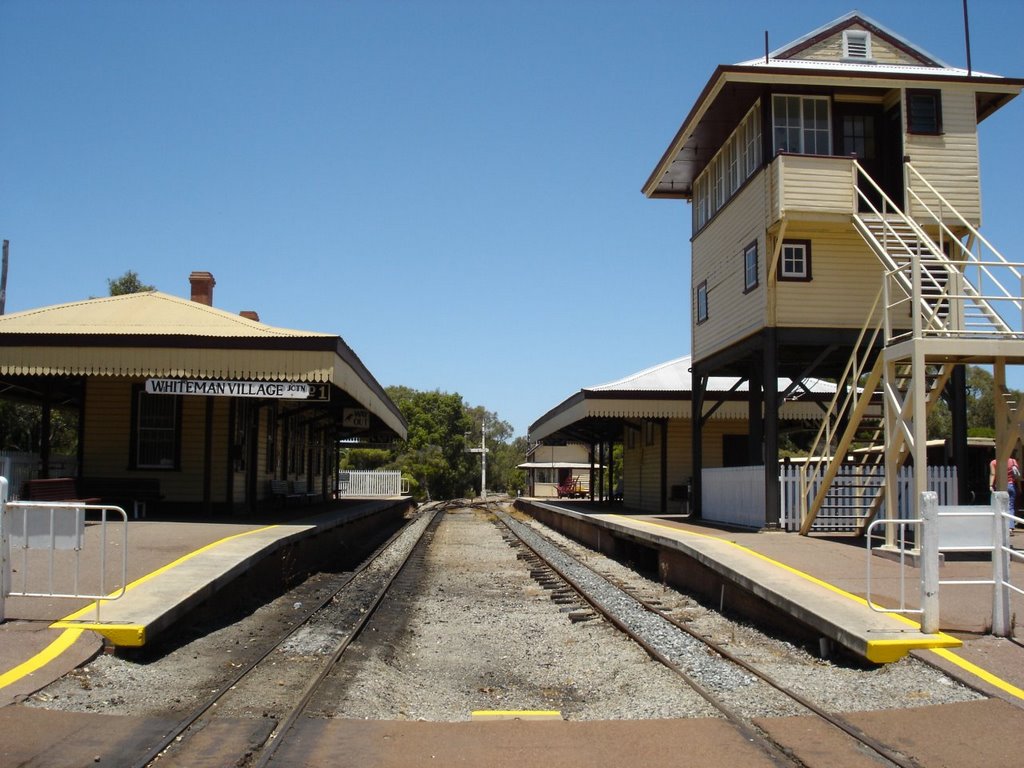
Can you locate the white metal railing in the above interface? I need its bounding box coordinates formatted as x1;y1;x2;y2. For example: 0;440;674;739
853;160;1023;343
864;491;1019;637
336;470;407;497
780;463;956;532
0;477;129;622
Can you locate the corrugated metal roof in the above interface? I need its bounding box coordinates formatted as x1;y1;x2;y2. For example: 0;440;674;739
586;355;835;395
734;58;999;79
528;355;837;442
0;291;407;439
0;291;331;338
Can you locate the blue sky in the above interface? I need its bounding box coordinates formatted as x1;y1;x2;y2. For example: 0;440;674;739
3;1;1024;437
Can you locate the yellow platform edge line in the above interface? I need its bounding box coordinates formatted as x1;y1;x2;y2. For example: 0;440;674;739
51;524;280;626
3;524;286;689
624;517;963;656
0;628;83;691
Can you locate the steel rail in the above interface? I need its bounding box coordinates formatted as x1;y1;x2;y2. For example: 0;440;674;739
494;507;922;768
253;502;449;767
130;502;443;768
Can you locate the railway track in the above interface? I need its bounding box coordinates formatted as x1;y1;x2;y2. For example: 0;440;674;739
127;500;451;768
94;498;957;766
493;503;923;768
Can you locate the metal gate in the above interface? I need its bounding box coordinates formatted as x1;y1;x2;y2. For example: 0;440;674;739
0;477;129;622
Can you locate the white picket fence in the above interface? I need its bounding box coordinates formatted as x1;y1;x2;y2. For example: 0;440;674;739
703;463;958;531
336;470;409;497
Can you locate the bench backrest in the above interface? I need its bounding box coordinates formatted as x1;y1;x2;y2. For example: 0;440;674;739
23;477;80;501
270;479;290;495
292;479;308;494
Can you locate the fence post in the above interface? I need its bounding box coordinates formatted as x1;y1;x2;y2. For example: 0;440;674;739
992;491;1011;637
919;491;940;634
0;477;8;622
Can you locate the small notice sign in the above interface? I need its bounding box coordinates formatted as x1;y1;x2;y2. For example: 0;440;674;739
342;408;370;430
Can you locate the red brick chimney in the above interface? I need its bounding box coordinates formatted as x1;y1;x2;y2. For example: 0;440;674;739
239;310;260;322
189;271;216;306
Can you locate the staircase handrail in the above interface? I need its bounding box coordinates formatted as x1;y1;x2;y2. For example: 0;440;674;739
798;289;883;524
853;160;1013;335
905;162;1023;324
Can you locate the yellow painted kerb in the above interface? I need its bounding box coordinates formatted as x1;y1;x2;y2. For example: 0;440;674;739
50;524;280;647
2;524;281;690
624;516;962;658
471;710;562;721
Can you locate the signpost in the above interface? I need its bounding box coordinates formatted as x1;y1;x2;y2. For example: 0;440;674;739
467;424;487;502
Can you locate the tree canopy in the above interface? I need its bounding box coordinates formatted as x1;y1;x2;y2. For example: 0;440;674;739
107;270;155;295
339;386;526;501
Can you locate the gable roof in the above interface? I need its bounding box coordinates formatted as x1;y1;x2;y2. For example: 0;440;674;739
529;355;834;443
760;12;949;68
643;12;1024;199
0;291;331;338
0;291;407;439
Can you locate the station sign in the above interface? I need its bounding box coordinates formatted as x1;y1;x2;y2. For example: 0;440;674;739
342;408;370;430
146;378;330;401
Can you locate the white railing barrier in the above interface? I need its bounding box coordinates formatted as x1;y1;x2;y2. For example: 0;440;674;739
865;491;1018;637
336;470;405;497
779;463;956;532
0;477;129;623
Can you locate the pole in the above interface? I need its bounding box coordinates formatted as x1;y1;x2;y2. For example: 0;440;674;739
0;240;8;315
919;491;940;635
480;424;487;502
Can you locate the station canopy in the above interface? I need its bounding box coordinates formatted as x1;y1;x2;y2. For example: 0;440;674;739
528;355;835;444
0;291;407;440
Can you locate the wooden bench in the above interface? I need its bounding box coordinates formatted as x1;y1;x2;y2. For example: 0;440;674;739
22;477;101;505
79;477;164;519
269;479;303;506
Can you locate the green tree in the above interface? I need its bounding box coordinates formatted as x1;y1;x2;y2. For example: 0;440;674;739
107;270;155;295
488;435;528;495
340;447;391;470
385;387;476;500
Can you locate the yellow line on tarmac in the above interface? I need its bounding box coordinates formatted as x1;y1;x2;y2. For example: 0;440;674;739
0;628;83;691
471;710;562;720
930;647;1024;701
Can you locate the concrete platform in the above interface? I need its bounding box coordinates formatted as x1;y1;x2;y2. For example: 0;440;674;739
514;498;1024;699
0;497;411;705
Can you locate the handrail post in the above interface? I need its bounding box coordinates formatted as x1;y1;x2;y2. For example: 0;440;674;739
920;491;940;634
992;491;1011;637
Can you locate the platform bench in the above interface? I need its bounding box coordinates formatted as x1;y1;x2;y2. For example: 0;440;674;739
80;477;164;519
269;479;303;507
291;479;321;504
21;477;101;506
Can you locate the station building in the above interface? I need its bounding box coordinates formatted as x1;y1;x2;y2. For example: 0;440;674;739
0;271;406;515
640;12;1024;531
528;355;833;522
517;443;595;499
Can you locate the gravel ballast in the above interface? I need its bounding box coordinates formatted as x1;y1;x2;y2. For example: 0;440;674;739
21;503;981;724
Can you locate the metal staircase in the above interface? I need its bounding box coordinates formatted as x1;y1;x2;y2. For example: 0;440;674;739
798;161;1023;534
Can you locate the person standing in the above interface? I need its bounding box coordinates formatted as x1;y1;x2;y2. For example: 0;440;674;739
990;452;1021;533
